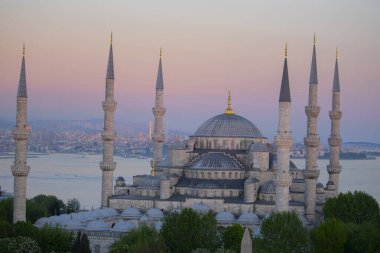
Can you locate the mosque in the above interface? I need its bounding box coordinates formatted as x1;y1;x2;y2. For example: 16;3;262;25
10;35;342;252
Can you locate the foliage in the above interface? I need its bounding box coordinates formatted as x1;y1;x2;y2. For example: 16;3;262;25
221;224;244;253
12;221;39;238
344;222;380;253
161;208;219;253
253;211;311;253
26;200;46;223
190;247;236;253
36;225;74;253
31;194;65;216
0;236;41;253
0;198;13;223
66;198;81;214
72;232;91;253
310;218;346;253
324;191;380;224
110;224;167;253
0;220;12;238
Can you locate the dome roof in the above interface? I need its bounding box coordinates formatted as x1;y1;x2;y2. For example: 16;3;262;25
146;208;164;221
259;180;276;194
121;208;142;220
34;217;49;228
86;220;109;231
139;214;149;223
316;182;324;188
237;212;260;225
215;211;235;224
190;153;242;170
192;114;262;138
63;218;84;230
192;203;211;213
112;221;136;233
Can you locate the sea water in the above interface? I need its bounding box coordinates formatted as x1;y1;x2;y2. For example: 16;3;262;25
0;154;379;208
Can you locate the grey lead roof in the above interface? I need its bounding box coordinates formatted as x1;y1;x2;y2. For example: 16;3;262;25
190;153;243;170
333;58;340;92
17;56;27;98
192;114;263;138
106;44;114;79
176;177;245;189
279;58;291;102
309;44;318;85
156;57;164;89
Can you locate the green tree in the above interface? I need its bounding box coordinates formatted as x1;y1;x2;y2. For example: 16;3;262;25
0;198;13;223
0;236;41;253
110;224;167;253
253;211;311;253
0;220;12;238
36;225;74;253
222;224;244;253
324;191;380;224
67;198;81;214
310;218;346;253
12;221;39;238
344;222;380;253
31;194;65;216
161;208;219;253
26;200;46;223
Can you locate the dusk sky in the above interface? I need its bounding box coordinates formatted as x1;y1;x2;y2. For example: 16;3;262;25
1;1;379;143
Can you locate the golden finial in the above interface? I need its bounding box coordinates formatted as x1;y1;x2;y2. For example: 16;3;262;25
160;48;162;58
110;32;113;44
22;43;25;56
313;33;316;45
336;47;338;59
285;43;288;58
224;90;235;115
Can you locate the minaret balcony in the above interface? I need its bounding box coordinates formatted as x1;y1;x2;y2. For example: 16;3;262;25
327;165;342;174
274;135;292;147
100;161;116;171
101;131;115;141
305;106;320;118
304;136;320;147
11;164;30;177
12;127;30;140
329;111;342;120
328;137;341;146
302;169;320;180
102;101;117;112
152;107;166;116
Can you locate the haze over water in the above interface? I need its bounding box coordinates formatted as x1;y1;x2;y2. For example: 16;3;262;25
0;153;379;208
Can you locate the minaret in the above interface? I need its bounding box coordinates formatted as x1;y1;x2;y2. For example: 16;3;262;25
152;49;166;165
303;35;321;223
11;44;30;223
326;49;342;196
100;33;117;208
275;44;293;212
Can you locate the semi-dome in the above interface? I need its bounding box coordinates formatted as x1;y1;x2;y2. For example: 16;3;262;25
192;114;262;138
259;180;276;194
215;211;235;224
190;153;242;170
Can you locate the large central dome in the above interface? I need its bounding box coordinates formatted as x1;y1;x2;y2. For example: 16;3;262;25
192;113;263;138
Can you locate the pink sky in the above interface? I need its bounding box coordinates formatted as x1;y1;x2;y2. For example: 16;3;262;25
0;1;379;143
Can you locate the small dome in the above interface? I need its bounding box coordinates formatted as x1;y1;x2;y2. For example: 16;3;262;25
112;221;136;233
192;114;263;138
63;218;84;230
259;180;276;194
34;217;49;228
215;212;235;224
86;220;109;231
47;214;70;227
190;153;242;170
192;203;211;213
116;176;125;181
316;183;324;188
121;208;142;220
146;208;164;221
139;214;149;223
154;221;163;231
170;209;182;214
237;212;260;225
94;208;118;218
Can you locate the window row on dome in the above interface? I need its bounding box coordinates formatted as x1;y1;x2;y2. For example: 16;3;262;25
185;170;245;180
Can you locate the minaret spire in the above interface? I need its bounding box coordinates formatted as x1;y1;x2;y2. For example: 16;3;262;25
275;43;292;212
326;49;342;197
100;34;117;207
303;36;321;224
12;45;31;222
152;49;166;165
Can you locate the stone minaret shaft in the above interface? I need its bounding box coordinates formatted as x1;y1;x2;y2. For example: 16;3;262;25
152;50;165;164
100;36;117;208
327;51;342;196
303;37;320;223
12;46;30;223
275;45;293;212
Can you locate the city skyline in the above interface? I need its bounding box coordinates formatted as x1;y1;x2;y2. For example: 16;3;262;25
1;1;379;143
